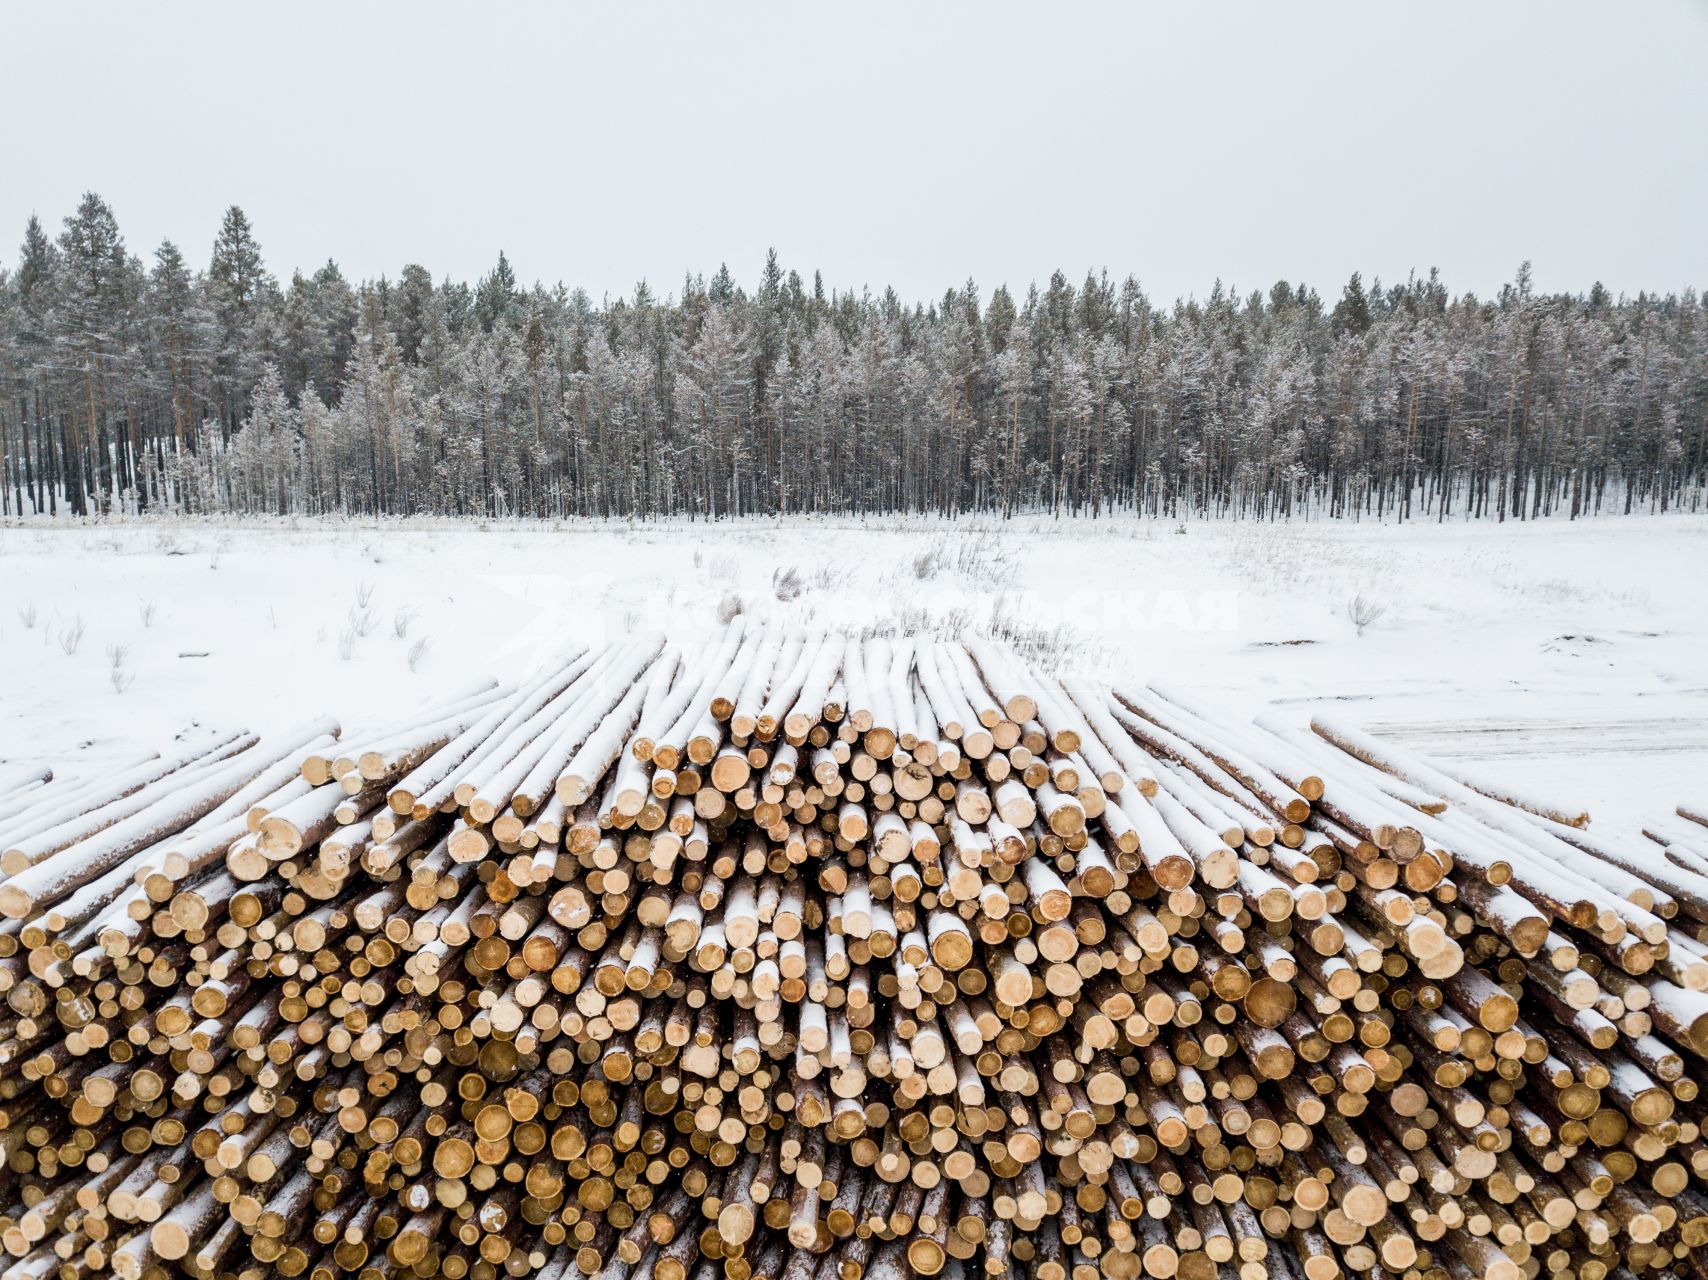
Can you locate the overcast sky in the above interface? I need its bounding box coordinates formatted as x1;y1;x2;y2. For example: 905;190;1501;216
6;1;1705;307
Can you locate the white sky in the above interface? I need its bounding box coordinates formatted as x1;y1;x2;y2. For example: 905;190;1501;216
5;1;1705;307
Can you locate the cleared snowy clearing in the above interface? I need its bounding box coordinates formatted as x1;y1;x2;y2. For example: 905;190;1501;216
1;513;1704;834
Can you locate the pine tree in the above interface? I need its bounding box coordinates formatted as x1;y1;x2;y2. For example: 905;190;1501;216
56;192;136;510
208;205;273;437
392;264;435;363
709;263;736;305
474;252;518;333
148;240;199;453
16;215;55;330
1331;272;1373;336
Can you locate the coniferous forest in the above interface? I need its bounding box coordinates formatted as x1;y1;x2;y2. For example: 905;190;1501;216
3;193;1705;522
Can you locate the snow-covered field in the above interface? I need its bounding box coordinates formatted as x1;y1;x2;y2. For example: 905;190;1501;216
2;514;1704;836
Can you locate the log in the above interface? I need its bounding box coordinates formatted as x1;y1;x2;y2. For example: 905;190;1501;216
1;730;254;870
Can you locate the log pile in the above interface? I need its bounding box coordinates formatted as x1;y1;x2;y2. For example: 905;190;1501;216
4;625;1708;1280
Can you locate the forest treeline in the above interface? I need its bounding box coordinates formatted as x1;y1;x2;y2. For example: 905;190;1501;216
2;192;1705;522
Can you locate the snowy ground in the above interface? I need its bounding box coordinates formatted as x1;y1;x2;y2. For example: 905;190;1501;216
2;513;1704;837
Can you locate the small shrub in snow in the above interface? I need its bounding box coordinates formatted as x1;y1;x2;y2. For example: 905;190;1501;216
393;607;417;639
772;565;803;602
912;545;946;580
349;605;379;638
911;530;1015;586
708;553;738;582
107;642;134;693
355;580;377;609
59;616;85;656
408;636;433;672
338;626;358;660
1347;592;1389;636
986;595;1099;672
16;601;37;629
953;527;1018;586
138;600;157;628
716;593;744;625
894;603;973;637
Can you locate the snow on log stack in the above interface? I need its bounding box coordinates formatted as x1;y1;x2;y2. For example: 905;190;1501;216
4;625;1708;1280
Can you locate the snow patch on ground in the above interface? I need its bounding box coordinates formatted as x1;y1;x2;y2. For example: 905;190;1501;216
2;513;1704;837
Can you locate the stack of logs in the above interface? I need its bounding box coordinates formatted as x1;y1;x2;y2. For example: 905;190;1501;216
4;625;1708;1280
